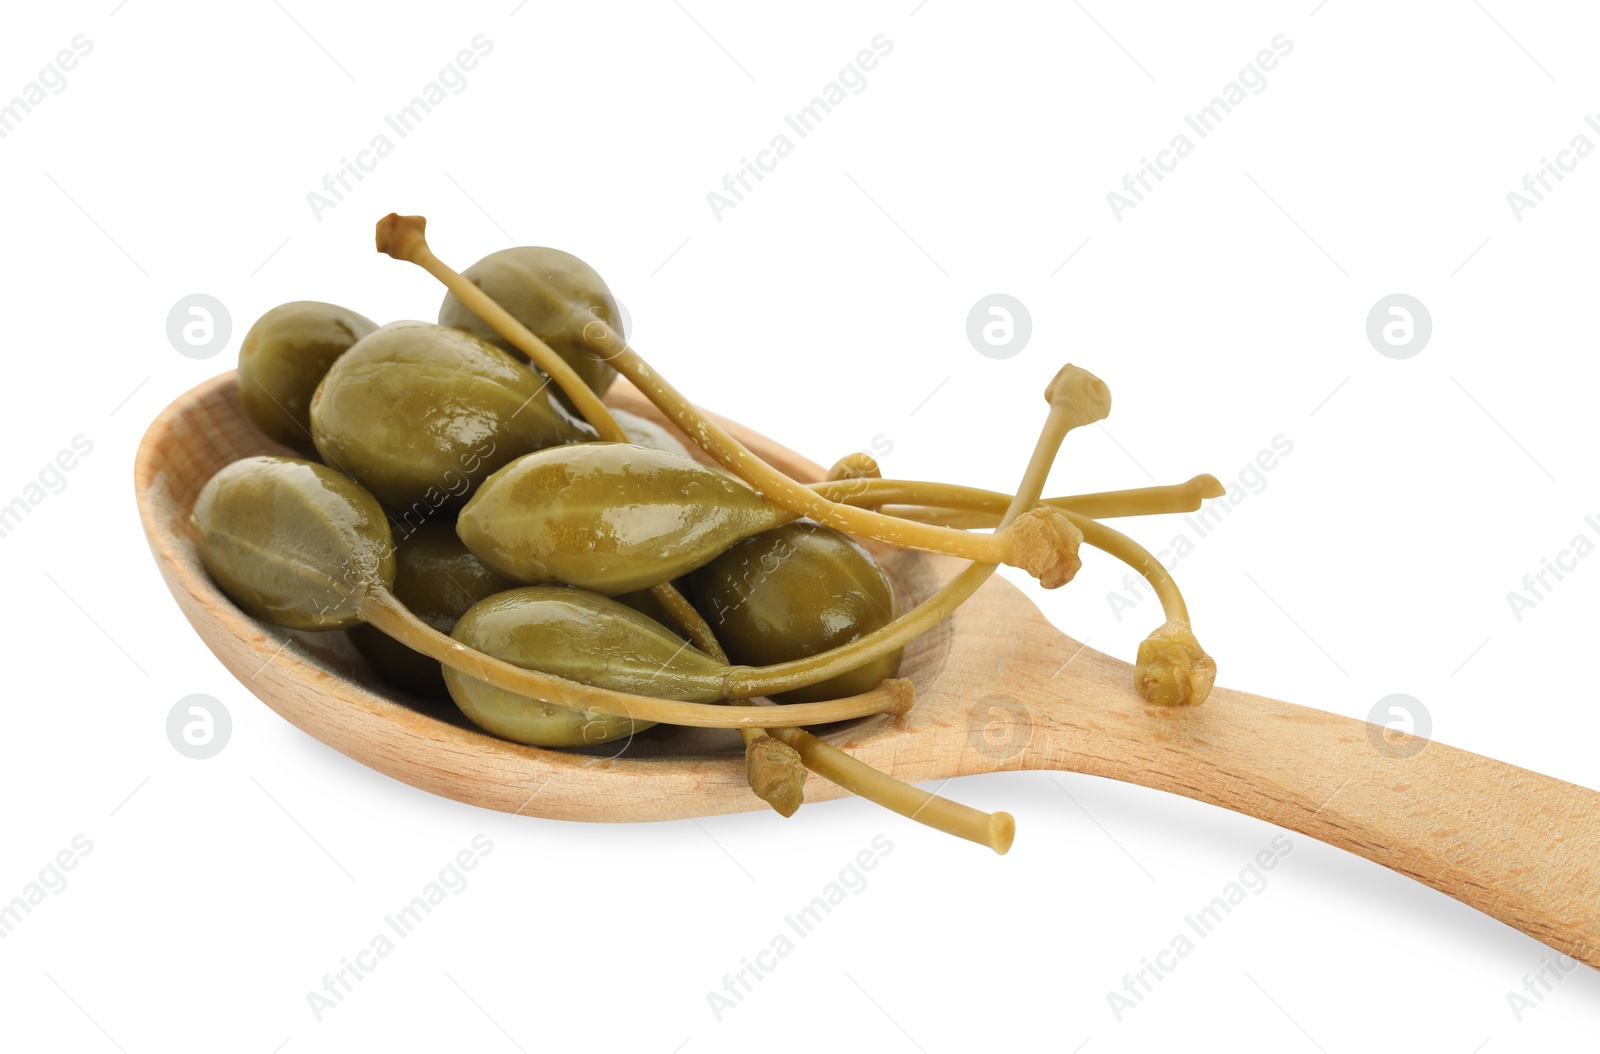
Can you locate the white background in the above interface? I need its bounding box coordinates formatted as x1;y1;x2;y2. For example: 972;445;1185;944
2;1;1597;1050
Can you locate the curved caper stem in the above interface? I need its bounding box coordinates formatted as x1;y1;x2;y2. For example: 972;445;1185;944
842;498;1214;706
1058;510;1212;705
721;371;1089;698
375;214;1091;586
812;473;1225;521
765;726;1014;854
1061;510;1189;624
358;587;912;729
819;470;1223;702
375;215;808;803
814;480;1200;624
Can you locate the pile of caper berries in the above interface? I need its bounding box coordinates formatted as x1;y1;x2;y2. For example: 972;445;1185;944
193;218;1217;848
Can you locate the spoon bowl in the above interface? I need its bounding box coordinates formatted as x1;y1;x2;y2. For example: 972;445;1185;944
137;372;1600;968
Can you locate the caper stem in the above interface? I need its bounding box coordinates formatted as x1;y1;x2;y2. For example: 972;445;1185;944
872;506;1003;530
1062;511;1189;624
1058;510;1211;705
766;726;1014;854
722;384;1086;698
854;500;1210;704
811;473;1225;520
826;497;1195;629
816;472;1215;676
358;586;912;729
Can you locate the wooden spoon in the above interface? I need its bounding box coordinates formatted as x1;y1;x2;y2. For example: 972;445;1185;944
136;372;1600;968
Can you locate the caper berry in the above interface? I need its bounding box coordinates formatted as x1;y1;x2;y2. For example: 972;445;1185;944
684;521;902;703
437;246;620;396
457;443;792;595
310;321;597;511
444;586;728;746
191;456;395;630
238;301;377;455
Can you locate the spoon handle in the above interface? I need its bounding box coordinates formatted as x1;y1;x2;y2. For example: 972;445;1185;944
1023;641;1600;966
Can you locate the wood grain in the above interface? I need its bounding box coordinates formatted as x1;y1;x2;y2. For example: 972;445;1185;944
136;372;1600;968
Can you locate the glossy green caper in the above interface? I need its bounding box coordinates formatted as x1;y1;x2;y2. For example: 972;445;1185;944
457;443;793;595
310;321;597;512
349;521;512;699
192;456;395;630
445;586;728;746
437;246;619;396
683;521;902;704
238;301;378;455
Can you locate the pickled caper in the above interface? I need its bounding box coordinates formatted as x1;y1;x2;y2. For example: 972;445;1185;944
444;586;729;746
457;443;792;595
191;456;395;630
238;301;377;455
437;246;619;396
310;321;597;511
684;522;902;704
